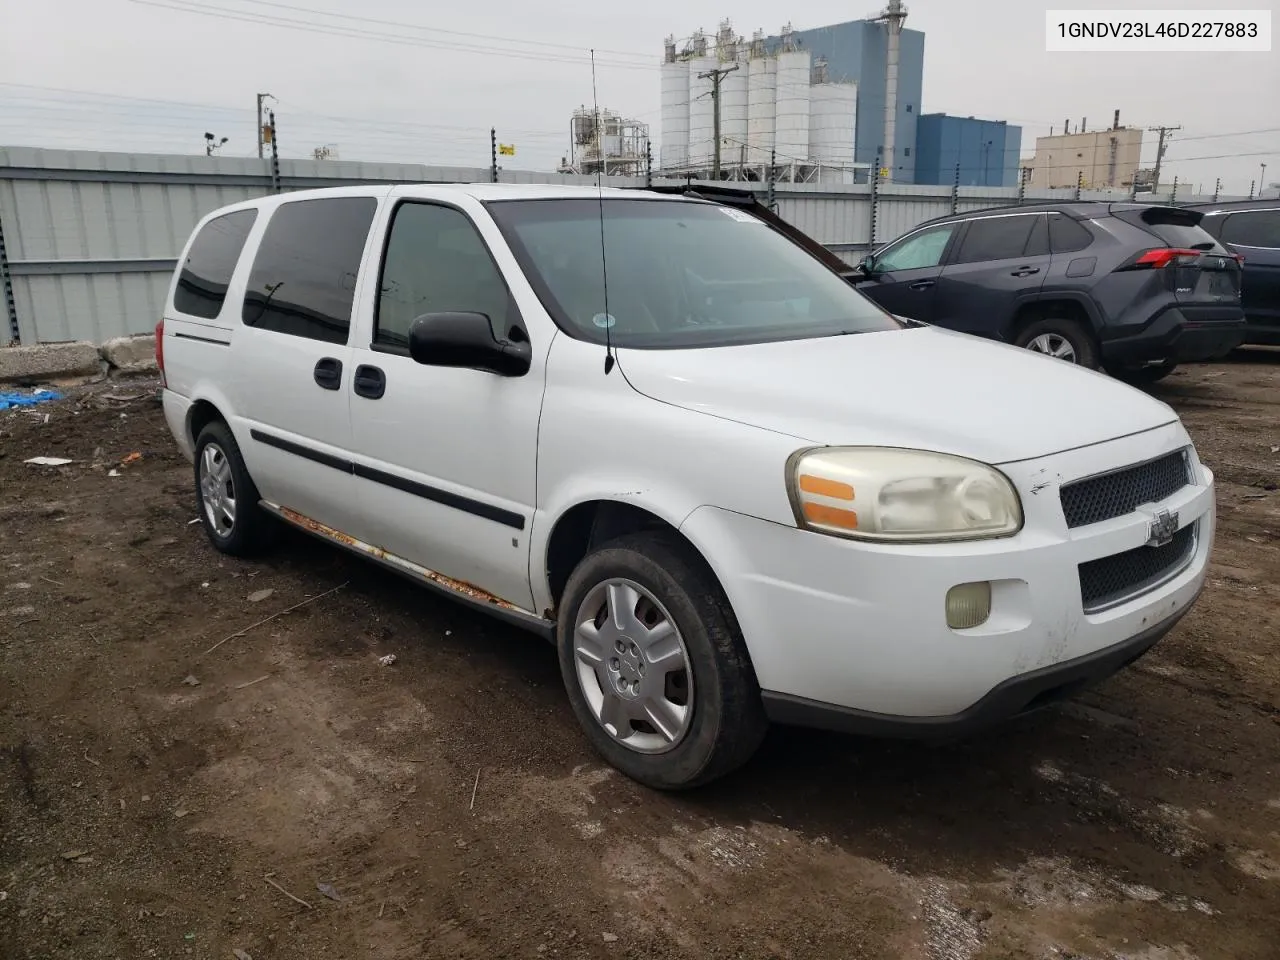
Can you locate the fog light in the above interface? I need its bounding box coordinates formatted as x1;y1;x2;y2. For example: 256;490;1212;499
946;581;992;629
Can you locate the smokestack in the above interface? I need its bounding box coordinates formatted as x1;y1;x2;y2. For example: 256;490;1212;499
1081;117;1087;133
1065;118;1071;134
1113;109;1120;130
877;0;907;183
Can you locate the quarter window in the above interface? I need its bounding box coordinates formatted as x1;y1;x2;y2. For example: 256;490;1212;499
376;202;513;346
173;209;257;319
1047;213;1094;253
1220;211;1280;248
242;197;377;344
953;215;1036;263
875;223;956;271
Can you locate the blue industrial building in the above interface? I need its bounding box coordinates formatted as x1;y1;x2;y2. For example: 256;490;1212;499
763;19;925;183
914;114;1023;188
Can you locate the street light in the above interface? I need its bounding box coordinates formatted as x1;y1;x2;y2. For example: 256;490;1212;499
204;132;229;156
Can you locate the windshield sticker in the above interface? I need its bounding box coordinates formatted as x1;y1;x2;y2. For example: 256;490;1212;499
592;313;617;329
719;207;762;223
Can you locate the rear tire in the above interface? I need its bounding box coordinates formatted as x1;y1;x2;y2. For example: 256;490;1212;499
193;421;276;557
1106;361;1179;385
1013;316;1099;368
556;531;767;791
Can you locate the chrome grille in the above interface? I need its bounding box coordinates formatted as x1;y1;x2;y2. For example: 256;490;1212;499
1078;523;1197;613
1060;449;1191;529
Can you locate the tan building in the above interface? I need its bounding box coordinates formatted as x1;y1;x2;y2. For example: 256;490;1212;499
1026;125;1144;190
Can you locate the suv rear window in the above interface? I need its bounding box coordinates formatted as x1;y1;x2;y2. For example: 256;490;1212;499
1220;211;1280;248
242;197;377;344
1048;214;1093;253
954;215;1036;263
173;209;257;319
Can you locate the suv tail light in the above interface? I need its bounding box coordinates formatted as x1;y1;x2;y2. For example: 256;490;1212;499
155;318;166;387
1119;247;1204;271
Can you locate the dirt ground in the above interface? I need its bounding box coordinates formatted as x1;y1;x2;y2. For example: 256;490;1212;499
1;352;1278;960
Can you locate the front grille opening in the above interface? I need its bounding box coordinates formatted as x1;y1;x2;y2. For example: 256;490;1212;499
1060;449;1191;529
1078;523;1197;612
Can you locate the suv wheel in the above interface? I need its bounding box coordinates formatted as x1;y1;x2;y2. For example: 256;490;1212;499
1014;316;1099;368
556;531;767;791
194;421;276;557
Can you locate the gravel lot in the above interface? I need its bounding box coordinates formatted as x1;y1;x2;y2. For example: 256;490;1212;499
2;352;1278;960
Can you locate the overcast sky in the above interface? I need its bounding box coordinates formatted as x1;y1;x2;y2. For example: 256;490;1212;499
1;0;1276;194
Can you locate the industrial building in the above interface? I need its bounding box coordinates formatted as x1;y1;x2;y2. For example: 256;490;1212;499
914;114;1022;188
557;107;650;177
660;21;863;183
1025;113;1144;190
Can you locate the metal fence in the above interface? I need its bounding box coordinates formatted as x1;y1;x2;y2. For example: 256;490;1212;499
0;145;1258;345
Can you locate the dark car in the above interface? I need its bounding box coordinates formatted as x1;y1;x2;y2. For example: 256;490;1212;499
849;201;1248;383
1185;198;1280;346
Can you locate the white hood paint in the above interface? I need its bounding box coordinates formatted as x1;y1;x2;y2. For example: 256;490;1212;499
617;327;1178;464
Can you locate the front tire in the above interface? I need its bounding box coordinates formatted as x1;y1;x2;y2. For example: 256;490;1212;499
556;531;767;790
193;421;275;557
1013;316;1099;368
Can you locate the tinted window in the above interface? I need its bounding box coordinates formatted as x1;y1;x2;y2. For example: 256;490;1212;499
242;197;377;344
487;199;901;349
875;224;957;271
954;215;1036;263
1048;213;1094;253
173;209;257;319
1220;211;1280;248
377;203;512;346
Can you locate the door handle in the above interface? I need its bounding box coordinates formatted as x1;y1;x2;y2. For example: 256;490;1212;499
313;357;342;391
353;364;386;400
908;279;935;290
1011;266;1041;277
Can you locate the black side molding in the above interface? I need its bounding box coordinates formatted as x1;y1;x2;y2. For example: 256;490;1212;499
174;332;230;346
248;428;525;530
761;589;1200;741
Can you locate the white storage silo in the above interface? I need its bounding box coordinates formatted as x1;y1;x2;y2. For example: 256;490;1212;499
746;56;777;164
808;82;857;166
687;56;717;168
660;60;690;170
719;63;749;165
774;49;811;163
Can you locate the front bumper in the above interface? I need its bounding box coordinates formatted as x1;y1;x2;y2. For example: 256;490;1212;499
1102;305;1247;364
680;423;1214;731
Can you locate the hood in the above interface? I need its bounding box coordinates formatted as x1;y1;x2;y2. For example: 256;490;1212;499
617;326;1178;464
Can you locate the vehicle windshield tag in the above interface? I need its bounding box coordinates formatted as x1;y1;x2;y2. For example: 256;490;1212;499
719;207;761;223
592;313;617;329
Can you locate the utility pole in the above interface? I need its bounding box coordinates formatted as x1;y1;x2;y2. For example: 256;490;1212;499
1260;162;1267;192
268;110;281;194
1212;177;1221;203
697;62;739;180
490;127;498;184
256;93;275;159
1147;124;1181;194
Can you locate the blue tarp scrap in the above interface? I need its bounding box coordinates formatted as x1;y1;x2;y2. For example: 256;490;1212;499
0;390;62;411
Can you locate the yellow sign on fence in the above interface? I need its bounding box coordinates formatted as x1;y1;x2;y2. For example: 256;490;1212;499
498;144;516;156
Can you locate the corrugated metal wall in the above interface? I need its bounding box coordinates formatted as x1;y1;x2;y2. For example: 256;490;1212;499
0;146;1249;345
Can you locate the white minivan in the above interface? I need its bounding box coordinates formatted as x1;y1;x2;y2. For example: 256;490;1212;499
158;184;1215;789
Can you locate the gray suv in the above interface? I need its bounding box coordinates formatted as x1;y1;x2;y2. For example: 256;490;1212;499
1185;198;1280;346
851;201;1248;383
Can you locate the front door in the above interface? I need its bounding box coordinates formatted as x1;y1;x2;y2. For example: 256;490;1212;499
345;198;548;612
229;194;381;535
857;221;961;322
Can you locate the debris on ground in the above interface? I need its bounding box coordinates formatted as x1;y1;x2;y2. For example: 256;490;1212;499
1;390;61;411
24;456;73;466
378;654;397;666
316;881;342;902
247;588;275;603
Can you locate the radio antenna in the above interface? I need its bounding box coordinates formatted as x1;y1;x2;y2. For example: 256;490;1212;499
590;49;615;375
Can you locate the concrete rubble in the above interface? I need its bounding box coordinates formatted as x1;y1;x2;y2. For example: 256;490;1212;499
0;334;157;384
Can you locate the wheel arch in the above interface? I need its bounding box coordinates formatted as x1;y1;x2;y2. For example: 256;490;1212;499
1009;293;1104;339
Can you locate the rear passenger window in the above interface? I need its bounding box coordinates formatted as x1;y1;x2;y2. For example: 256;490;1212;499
1220;211;1280;248
376;202;513;346
242;197;377;344
953;216;1036;263
1048;214;1094;253
174;209;257;319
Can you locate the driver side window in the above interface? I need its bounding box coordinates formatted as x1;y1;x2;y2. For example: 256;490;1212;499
875;223;957;272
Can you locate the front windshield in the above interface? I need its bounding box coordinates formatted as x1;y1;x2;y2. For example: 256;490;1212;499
486;198;903;349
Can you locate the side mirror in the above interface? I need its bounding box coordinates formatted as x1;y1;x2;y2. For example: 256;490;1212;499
847;256;874;283
408;312;532;377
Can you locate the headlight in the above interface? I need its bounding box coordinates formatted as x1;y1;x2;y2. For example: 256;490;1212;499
786;447;1023;542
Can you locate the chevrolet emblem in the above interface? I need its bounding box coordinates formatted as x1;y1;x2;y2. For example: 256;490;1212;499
1146;509;1179;548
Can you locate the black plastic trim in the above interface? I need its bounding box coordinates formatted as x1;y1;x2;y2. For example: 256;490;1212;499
248;428;525;530
174;331;230;346
760;589;1200;740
